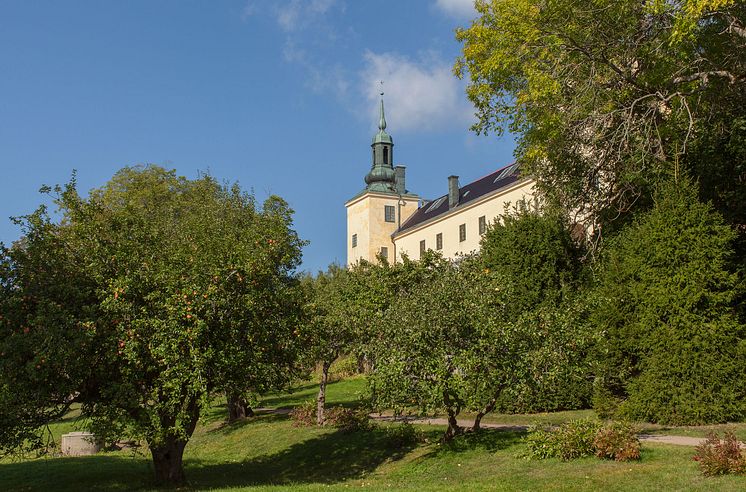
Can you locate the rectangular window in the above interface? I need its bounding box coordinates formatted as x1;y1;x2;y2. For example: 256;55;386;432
479;216;486;235
420;239;426;254
352;233;357;248
384;205;396;223
459;223;466;242
436;232;443;250
380;246;388;260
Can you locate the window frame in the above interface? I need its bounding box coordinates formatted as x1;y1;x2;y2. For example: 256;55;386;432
384;205;396;223
436;232;443;250
479;215;486;235
459;223;466;242
352;233;357;248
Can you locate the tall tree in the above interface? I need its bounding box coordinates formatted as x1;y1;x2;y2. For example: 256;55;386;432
0;166;305;484
456;0;746;232
592;177;745;424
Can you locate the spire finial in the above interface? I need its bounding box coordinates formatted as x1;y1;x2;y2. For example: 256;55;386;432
378;80;387;131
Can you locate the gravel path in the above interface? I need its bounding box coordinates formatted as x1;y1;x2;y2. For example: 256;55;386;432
254;408;742;448
371;415;744;448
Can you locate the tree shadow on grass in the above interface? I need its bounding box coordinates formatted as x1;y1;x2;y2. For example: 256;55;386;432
184;426;419;489
208;412;289;435
0;455;153;492
429;429;526;456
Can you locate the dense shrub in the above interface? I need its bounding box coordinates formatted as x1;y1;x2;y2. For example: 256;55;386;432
324;407;375;433
693;432;746;476
289;400;317;427
524;420;600;460
593;178;746;425
525;420;641;462
593;421;640;461
383;422;424;448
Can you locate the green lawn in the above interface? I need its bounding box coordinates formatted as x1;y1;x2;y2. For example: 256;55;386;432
2;377;744;491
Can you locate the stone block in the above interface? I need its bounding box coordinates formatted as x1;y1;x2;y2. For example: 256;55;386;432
61;432;101;456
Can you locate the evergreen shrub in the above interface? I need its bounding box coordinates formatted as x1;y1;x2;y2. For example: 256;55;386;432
593;177;746;425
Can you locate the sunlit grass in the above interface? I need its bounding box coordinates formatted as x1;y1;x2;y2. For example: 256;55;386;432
2;377;745;491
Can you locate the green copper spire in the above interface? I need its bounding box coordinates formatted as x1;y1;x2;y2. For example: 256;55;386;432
365;91;396;192
378;93;387;131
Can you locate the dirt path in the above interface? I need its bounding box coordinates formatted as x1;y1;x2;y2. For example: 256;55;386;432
254;408;740;448
371;415;738;448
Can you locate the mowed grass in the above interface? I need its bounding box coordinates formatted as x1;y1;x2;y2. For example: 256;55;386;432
2;377;745;491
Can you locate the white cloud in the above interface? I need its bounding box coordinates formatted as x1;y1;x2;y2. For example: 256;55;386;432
272;0;339;32
434;0;476;19
360;51;472;132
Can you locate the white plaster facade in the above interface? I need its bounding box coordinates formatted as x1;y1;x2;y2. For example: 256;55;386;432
345;191;420;265
392;178;536;261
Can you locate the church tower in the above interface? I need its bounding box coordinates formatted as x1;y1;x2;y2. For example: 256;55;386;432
345;94;420;265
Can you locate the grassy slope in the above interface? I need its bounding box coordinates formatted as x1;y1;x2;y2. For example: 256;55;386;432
1;377;744;491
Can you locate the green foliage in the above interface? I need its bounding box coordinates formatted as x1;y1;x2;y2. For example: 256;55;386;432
456;0;746;229
593;177;746;425
324;407;376;433
368;253;484;439
0;166;305;483
289;400;317;428
524;420;600;461
525;420;641;462
479;207;595;413
593;421;641;462
693;431;746;476
382;422;424;448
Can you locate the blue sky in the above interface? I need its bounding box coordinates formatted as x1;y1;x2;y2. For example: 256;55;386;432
0;0;516;273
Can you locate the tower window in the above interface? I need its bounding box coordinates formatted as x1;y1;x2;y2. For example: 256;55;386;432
383;147;389;165
352;234;357;248
436;233;443;250
479;216;486;235
380;246;388;260
420;239;426;254
384;205;395;223
459;224;466;242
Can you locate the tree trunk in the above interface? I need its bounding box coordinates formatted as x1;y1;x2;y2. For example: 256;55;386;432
150;439;187;485
317;360;331;426
472;398;497;432
442;391;462;442
227;391;248;422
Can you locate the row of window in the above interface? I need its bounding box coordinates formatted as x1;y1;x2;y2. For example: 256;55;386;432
352;215;489;254
418;215;488;254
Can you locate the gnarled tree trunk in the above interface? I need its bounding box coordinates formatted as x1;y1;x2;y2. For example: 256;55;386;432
472;397;497;432
442;391;463;442
148;398;200;485
150;438;188;485
227;391;253;422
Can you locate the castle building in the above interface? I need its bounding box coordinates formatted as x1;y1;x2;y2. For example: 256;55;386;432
346;96;535;265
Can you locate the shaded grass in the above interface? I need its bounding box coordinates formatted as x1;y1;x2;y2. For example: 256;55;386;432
2;377;745;491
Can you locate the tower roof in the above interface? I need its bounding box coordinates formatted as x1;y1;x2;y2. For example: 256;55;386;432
371;93;393;145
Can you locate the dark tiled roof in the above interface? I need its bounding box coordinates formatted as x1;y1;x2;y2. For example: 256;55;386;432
395;163;524;235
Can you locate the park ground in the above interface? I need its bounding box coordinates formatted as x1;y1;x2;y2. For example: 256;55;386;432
2;376;745;491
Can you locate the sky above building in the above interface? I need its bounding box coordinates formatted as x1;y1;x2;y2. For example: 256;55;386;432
0;0;516;273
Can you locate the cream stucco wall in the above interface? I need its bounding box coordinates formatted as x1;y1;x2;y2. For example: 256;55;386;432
346;191;420;265
393;179;535;261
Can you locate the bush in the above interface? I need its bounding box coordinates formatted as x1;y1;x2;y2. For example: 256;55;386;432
289;400;316;427
384;422;423;448
324;407;375;433
592;178;746;425
593;421;640;462
524;420;600;460
693;432;746;476
525;419;641;462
